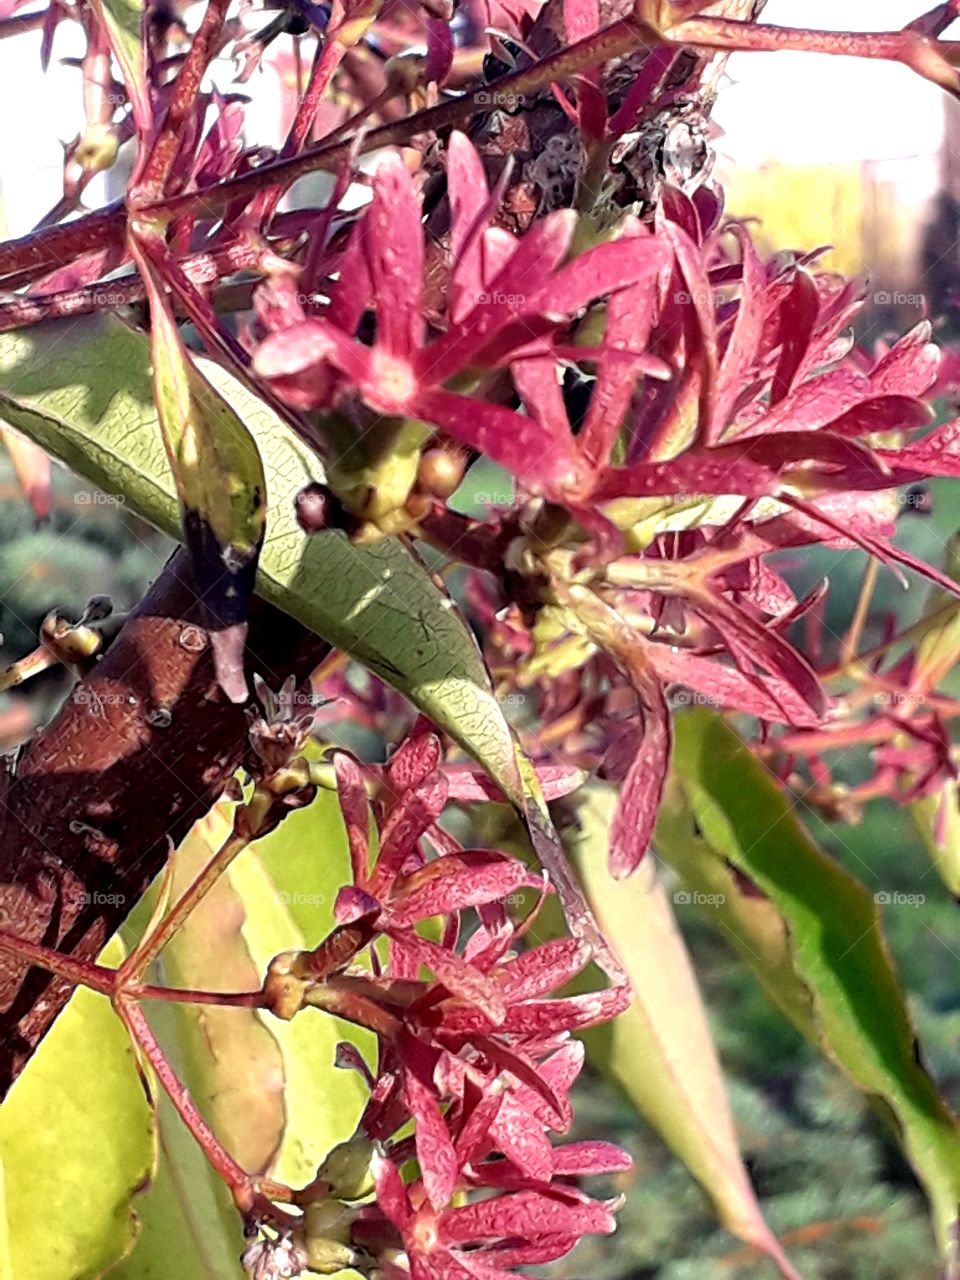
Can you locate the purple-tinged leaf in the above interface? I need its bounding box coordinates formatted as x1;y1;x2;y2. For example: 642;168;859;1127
443;764;585;803
441;986;631;1036
870;321;939;396
396;933;506;1025
447;131;493;324
715;227;766;429
334;885;381;924
386;732;444;796
609;675;672;877
389;853;540;925
439;1190;616;1245
490;1095;555;1181
660;218;719;443
473;1236;580;1267
646;644;823;728
479;1040;572;1131
365;153;425;359
497;939;592;1002
827;395;932;438
693;588;827;720
411;391;583;493
770;269;820;405
513;357;570;440
579;223;670;467
421;213;576;385
373;772;449;897
334;751;372;885
454;1088;504;1165
404;1068;460;1209
526;233;670;321
749;367;871;436
328;223;373;336
551;1141;633;1176
372;1152;412;1229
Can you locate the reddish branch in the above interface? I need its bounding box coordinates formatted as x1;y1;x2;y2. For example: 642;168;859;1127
3;10;957;288
0;550;327;1095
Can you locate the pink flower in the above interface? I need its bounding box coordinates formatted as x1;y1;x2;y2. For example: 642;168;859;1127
253;133;670;493
367;1153;622;1280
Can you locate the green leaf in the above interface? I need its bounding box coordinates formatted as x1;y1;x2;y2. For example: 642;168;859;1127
659;708;960;1257
908;533;960;895
0;315;516;796
0;938;156;1280
574;787;799;1280
654;789;819;1045
910;784;960;897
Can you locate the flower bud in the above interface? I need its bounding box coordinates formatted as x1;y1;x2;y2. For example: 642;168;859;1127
416;447;467;499
384;52;424;97
316;1134;376;1201
300;1200;360;1275
72;123;120;178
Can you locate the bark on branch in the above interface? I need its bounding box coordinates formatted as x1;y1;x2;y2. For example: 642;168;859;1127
0;550;327;1095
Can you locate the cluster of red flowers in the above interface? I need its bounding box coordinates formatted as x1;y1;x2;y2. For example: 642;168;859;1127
253;129;960;876
252;729;629;1279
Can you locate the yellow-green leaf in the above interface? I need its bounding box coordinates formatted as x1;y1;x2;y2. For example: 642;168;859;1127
574;786;799;1280
0;938;156;1280
106;1043;244;1280
910;782;960;898
226;789;372;1188
659;708;960;1259
144;804;288;1175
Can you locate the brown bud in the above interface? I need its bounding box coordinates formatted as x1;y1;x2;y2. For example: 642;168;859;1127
416;447;467;499
294;483;359;535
